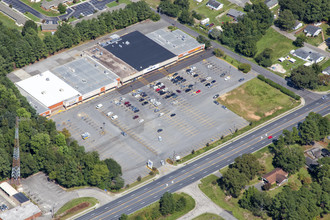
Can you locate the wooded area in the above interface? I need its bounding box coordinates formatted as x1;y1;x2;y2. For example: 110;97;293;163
0;1;158;190
219;112;330;219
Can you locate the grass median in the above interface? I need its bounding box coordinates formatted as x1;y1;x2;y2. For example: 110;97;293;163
55;197;99;219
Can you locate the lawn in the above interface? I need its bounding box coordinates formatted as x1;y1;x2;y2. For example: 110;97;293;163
107;0;131;8
24;12;40;22
298;23;330;46
253;146;274;173
0;12;22;31
271;56;305;76
256;28;297;62
143;0;160;9
193;213;224;220
55;197;98;219
218;78;300;122
199;175;258;220
128;193;195;220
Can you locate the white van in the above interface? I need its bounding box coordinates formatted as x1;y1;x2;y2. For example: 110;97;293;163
111;115;118;120
206;77;212;81
106;112;113;116
96;104;103;109
139;119;144;123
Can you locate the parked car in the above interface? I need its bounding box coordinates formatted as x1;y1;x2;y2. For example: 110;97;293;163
222;105;227;110
176;90;181;93
205;83;210;87
185;89;191;93
196;90;201;94
133;115;139;119
157;129;163;133
220;73;226;77
139;98;144;102
142;101;148;106
170;113;176;117
213;100;219;105
193;74;199;77
173;72;179;77
213;94;219;99
211;80;216;84
238;78;245;82
96;104;103;109
121;132;127;136
200;78;206;83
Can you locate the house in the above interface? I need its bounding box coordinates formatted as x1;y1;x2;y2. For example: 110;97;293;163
293;21;303;30
264;0;278;9
293;48;324;63
196;0;203;2
227;9;245;21
262;168;289;185
305;156;319;170
326;38;330;47
41;23;59;32
304;25;322;37
206;0;223;10
278;57;285;62
41;0;71;10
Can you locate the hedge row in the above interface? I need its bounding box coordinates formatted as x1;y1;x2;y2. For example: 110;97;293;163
257;75;300;100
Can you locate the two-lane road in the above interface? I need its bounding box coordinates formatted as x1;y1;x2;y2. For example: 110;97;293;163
78;97;329;220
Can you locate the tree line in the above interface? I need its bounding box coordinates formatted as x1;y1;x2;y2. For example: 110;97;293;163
218;112;329;219
0;1;159;72
0;1;160;190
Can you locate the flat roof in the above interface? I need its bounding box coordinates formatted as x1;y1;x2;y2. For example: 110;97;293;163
86;46;136;80
0;202;41;220
16;71;80;108
146;29;204;56
52;57;120;95
17;86;49;114
103;31;176;71
0;182;18;196
13;192;29;204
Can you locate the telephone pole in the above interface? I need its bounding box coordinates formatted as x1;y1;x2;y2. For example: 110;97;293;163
11;117;21;186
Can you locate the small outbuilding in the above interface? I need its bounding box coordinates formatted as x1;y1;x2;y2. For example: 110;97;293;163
292;21;303;30
278;57;285;62
322;66;330;75
206;0;223;10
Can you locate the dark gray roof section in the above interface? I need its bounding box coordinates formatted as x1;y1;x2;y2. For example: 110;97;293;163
52;57;119;95
227;9;245;19
305;157;318;169
294;48;323;62
264;0;278;8
0;2;28;25
207;0;222;8
103;31;176;71
41;23;58;31
294;20;301;27
13;192;29;204
304;25;321;35
323;66;330;74
294;48;311;59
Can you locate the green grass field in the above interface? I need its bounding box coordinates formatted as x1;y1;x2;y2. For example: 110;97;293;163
218;78;300;122
0;12;22;31
143;0;160;9
256;28;297;62
199;175;258;220
24;12;40;22
55;197;98;218
193;213;224;220
106;0;131;8
128;193;195;220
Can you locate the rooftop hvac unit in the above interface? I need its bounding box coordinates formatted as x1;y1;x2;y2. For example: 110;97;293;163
59;88;64;92
82;79;87;83
119;45;122;48
46;77;50;81
95;64;97;67
125;41;130;45
41;91;46;95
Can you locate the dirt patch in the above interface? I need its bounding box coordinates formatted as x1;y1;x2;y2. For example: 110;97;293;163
264;106;283;117
56;202;90;220
269;63;286;73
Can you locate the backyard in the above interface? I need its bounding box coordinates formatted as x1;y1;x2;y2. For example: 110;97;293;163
297;23;330;46
218;78;300;122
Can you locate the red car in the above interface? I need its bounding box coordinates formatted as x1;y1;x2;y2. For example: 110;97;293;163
268;135;273;139
124;101;130;105
196;90;201;94
156;88;161;92
133;115;139;119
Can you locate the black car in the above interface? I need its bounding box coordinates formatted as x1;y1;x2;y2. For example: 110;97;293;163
172;79;178;84
159;91;166;95
173;72;179;77
220;73;226;77
172;94;178;98
213;100;219;105
185;88;191;93
142;101;148;106
176;90;181;93
141;92;147;97
157;129;163;133
181;79;186;83
170;113;176;117
156;82;161;86
211;80;216;84
186;69;191;73
171;93;176;97
200;79;206;83
134;109;140;113
188;84;194;89
205;83;210;87
165;95;171;99
213;94;219;99
238;78;245;82
139;98;144;102
193;74;199;77
175;76;181;80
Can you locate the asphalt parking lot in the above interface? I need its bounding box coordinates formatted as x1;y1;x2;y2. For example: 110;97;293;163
52;56;254;184
71;2;95;18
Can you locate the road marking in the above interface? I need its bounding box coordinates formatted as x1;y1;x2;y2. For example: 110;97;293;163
154;195;158;198
191;177;195;180
203;170;208;174
144;188;148;191
141;202;145;205
131;194;135;197
128;208;131;211
227;159;231;162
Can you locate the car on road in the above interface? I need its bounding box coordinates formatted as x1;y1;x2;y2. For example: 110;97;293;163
268;135;273;139
222;105;227;110
213;94;219;99
158;136;162;142
214;101;219;105
170;113;176;117
196;90;201;94
211;80;216;84
157;129;163;133
176;90;181;93
133;115;139;119
238;78;245;82
200;79;206;83
121;132;127;136
193;74;199;77
185;88;191;93
96;104;103;109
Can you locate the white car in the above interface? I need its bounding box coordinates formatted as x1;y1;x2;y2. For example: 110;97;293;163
106;112;113;116
96;104;103;109
224;76;231;81
139;119;144;123
111;115;118;120
158;136;162;142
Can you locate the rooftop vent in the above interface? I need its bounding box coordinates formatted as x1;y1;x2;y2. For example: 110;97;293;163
119;45;122;48
46;78;50;81
125;41;130;45
82;79;87;83
59;88;64;92
41;91;46;95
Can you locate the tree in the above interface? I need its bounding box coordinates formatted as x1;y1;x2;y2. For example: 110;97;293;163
159;192;175;215
158;0;181;17
104;158;122;179
232;154;262;180
178;10;194;25
22;20;38;36
293;35;306;47
175;196;186;211
213;48;225;57
58;3;66;14
221;168;248;197
238;63;251;73
0;148;11;178
273;146;305;174
191;10;202;20
239;187;272;217
209;29;221;40
275;9;295;30
290;65;319;89
236;38;257;57
119;214;128;220
327;27;330;36
173;0;189;10
255;48;273;67
196;35;211;49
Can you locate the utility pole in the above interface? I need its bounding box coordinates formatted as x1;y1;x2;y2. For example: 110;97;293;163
11;117;21;186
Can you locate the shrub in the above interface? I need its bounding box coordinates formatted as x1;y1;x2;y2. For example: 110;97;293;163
257;75;300;100
238;63;251;73
262;182;271;191
137;176;142;182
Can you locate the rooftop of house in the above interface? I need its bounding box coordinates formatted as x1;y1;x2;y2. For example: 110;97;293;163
304;25;322;35
262;168;288;184
227;9;245;19
207;0;223;8
264;0;278;8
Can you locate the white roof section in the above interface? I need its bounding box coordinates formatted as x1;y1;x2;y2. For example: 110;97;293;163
16;71;80;108
0;182;18;196
146;29;204;56
0;202;41;220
